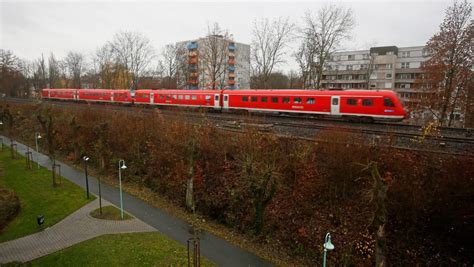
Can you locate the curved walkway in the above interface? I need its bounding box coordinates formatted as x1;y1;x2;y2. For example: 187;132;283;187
0;199;156;264
0;136;273;266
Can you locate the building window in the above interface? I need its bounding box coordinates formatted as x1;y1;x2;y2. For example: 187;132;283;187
401;62;410;69
387;51;394;55
422;49;430;57
294;97;302;104
348;55;355;60
283;97;290;103
362;99;373;106
347;98;357;105
401;51;411;58
363;54;370;59
346;65;353;70
271;97;278;103
387;64;392;69
360;64;367;70
386;73;392;79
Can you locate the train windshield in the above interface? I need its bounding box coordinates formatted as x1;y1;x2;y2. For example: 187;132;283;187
384;98;395;107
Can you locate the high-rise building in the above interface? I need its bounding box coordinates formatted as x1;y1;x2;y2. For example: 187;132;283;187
176;36;250;90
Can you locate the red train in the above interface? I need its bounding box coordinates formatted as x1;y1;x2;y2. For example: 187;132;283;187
41;88;407;122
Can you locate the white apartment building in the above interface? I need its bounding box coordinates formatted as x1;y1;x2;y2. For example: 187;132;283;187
176;36;250;90
321;46;430;106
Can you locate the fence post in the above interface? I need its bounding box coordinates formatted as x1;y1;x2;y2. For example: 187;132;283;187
187;237;201;267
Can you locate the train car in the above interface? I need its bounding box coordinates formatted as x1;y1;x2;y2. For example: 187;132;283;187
134;89;221;109
223;89;406;122
42;88;78;101
77;89;133;104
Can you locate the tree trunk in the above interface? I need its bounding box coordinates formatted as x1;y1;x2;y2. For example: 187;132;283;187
254;201;264;235
186;163;195;212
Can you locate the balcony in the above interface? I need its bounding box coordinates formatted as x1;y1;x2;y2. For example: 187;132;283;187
228;43;236;51
188;79;199;85
228;66;236;72
188;58;198;64
189;51;198;57
228;59;235;65
227;80;236;85
187;42;198;50
228;72;236;78
228;52;235;58
189;72;198;78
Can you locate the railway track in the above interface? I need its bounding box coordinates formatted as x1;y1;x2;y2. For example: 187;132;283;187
2;97;473;156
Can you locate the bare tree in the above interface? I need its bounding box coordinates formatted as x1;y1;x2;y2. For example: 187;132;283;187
251;17;294;89
159;43;179;89
32;54;48;93
108;31;155;90
48;53;61;88
301;5;355;88
65;51;85;88
199;23;232;90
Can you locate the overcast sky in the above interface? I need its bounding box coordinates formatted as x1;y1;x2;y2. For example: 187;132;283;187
1;0;451;71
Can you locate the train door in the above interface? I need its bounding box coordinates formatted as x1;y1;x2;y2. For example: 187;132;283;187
150;93;154;104
223;94;229;109
214;94;220;108
331;96;340;115
73;90;78;101
111;92;114;102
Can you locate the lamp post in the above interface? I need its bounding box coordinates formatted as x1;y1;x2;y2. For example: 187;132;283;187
83;156;90;199
98;173;102;215
35;132;42;169
118;159;127;219
323;232;335;267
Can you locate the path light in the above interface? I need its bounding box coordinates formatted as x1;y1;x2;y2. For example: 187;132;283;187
118;160;127;219
323;232;335;267
37;215;45;227
35;132;42;169
83;156;90;199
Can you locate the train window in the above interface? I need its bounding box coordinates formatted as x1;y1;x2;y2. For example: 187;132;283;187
224;95;228;101
294;97;302;104
384;98;395;107
172;95;177;99
185;95;190;100
242;96;248;102
283;97;290;103
306;98;315;104
166;95;171;100
347;98;357;105
215;95;219;101
332;98;339;105
178;95;184;100
205;95;211;102
251;96;258;102
192;95;197;100
160;95;164;99
261;97;268;103
272;97;278;103
362;99;373;106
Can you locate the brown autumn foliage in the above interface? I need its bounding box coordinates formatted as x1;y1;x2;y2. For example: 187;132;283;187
1;102;473;266
417;0;473;127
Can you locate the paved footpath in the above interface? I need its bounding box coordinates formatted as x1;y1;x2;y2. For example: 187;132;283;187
0;137;273;267
0;199;156;263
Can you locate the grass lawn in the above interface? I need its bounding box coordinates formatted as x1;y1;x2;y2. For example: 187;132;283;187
29;232;216;266
89;205;133;220
0;148;94;242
